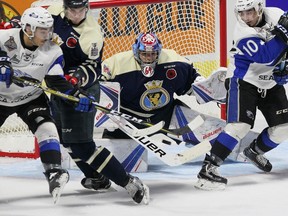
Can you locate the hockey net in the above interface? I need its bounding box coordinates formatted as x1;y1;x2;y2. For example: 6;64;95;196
0;0;226;158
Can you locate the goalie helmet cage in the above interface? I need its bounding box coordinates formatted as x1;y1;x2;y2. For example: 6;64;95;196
0;0;227;159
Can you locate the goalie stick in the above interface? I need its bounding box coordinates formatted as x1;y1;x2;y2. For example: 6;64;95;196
12;76;200;136
112;116;211;166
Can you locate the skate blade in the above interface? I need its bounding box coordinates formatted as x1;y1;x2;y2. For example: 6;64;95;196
52;173;69;204
194;178;226;191
141;184;150;205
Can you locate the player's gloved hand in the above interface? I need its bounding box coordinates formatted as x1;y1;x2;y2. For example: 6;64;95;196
0;50;13;88
271;11;288;44
67;66;87;87
3;16;21;29
273;60;288;85
74;96;95;112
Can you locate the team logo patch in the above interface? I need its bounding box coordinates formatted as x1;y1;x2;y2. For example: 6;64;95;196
140;33;157;51
4;36;17;51
140;80;170;111
21;52;33;62
90;43;98;57
142;66;154;77
103;64;112;77
66;37;77;48
166;68;177;80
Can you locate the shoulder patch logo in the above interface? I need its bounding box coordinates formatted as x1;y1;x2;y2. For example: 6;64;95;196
66;37;77;48
4;36;17;51
166;68;177;80
90;43;98;57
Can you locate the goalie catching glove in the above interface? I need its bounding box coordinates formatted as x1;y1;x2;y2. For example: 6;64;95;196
273;60;288;85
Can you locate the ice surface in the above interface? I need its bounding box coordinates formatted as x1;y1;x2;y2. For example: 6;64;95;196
1;140;288;216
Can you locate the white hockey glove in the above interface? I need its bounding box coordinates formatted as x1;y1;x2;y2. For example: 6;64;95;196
192;67;227;104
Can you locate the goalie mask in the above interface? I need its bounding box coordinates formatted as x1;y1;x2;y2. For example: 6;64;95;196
234;0;264;26
21;7;54;41
133;33;162;77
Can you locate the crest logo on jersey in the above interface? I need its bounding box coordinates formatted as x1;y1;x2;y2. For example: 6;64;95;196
142;66;154;77
4;36;17;51
66;37;77;48
140;80;170;111
166;68;177;80
90;43;98;57
21;52;33;62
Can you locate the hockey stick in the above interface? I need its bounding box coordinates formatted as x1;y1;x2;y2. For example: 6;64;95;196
113;116;211;166
11;76;200;136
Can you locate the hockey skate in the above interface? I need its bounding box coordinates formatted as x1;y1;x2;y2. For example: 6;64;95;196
194;155;227;191
44;168;69;204
125;174;150;205
81;174;112;191
243;140;272;172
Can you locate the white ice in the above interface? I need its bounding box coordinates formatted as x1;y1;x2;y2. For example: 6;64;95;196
1;139;288;216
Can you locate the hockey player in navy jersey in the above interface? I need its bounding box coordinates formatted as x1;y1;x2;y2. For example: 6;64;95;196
0;7;76;203
101;32;203;138
46;0;149;204
195;0;288;190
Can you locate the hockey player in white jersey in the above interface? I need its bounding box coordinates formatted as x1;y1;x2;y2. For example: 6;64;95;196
195;0;288;190
0;7;87;203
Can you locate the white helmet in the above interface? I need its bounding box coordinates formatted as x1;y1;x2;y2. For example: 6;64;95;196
234;0;264;15
21;7;54;38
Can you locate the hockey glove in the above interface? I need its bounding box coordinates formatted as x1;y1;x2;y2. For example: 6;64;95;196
271;11;288;44
67;66;87;87
3;16;21;29
273;60;288;85
0;50;13;88
75;96;95;112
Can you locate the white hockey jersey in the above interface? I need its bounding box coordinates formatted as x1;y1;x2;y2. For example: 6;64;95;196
0;28;64;107
227;7;288;89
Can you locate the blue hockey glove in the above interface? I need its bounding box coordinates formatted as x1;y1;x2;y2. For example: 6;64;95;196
0;50;13;88
75;96;95;112
273;60;288;85
272;11;288;44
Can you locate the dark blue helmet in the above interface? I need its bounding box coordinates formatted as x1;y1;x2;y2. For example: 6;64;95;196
64;0;89;8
